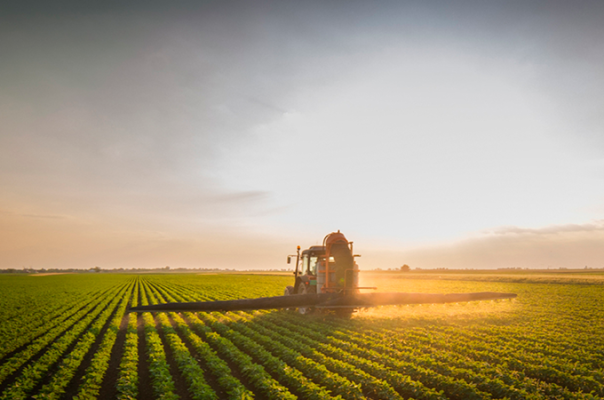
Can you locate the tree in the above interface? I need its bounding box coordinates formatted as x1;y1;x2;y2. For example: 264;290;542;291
93;266;101;273
400;264;411;272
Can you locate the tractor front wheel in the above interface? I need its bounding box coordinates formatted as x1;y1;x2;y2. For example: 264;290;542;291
284;286;294;311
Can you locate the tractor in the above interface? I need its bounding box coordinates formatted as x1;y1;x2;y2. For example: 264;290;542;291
284;231;369;314
131;231;517;315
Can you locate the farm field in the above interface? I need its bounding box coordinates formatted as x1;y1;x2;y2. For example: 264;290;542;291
0;272;602;399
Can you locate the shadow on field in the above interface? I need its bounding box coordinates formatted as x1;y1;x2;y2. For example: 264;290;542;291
234;300;519;335
219;296;518;343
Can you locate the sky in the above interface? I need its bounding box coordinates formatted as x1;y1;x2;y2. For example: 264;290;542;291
1;0;604;270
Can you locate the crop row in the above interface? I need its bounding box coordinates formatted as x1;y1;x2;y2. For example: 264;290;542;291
146;279;298;399
153;280;444;399
0;275;130;361
144;279;219;400
73;280;138;399
35;282;134;400
148;282;256;399
234;312;463;400
149;279;473;399
379;321;604;380
280;296;604;397
169;313;254;399
1;281;133;400
3;273;599;400
268;310;600;400
280;316;543;397
0;293;94;360
261;312;540;400
115;312;139;400
157;312;217;400
151;279;422;399
199;311;343;399
428;324;603;368
326;318;603;398
0;286;116;364
152;281;343;399
0;282;128;389
142;311;179;399
144;276;604;400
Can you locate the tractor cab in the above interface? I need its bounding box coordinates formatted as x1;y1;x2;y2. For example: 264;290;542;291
291;245;326;295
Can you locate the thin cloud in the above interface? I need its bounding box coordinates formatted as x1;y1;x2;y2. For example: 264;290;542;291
245;97;289;115
485;221;604;236
20;214;66;220
209;191;269;204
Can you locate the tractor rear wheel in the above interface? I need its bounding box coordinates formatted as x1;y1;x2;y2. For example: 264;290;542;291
297;284;314;315
335;308;355;318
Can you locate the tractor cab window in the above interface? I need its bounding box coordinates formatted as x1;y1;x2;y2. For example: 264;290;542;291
300;254;309;275
309;256;318;275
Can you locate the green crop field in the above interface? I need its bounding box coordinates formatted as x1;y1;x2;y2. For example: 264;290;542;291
0;272;602;399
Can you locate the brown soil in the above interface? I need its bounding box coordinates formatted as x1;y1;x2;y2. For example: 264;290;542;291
97;285;135;399
154;314;191;400
136;313;154;400
181;314;265;400
166;314;228;399
61;300;124;398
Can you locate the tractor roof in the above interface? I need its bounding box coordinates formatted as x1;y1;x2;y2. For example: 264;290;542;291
301;246;325;256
